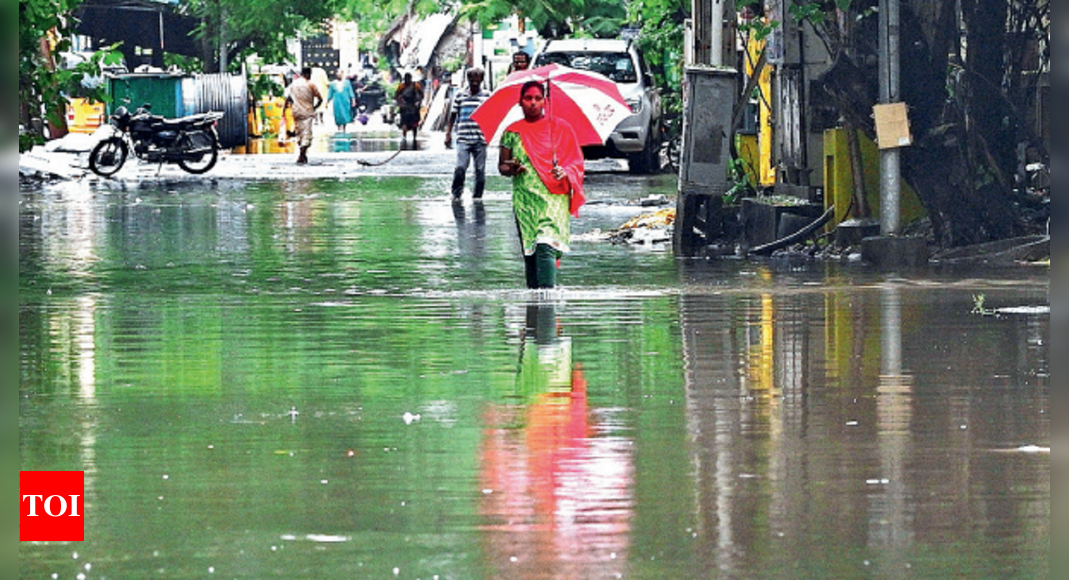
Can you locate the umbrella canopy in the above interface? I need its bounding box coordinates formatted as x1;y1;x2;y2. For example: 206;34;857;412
471;64;631;147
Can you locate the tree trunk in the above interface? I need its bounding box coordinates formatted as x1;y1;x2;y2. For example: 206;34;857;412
897;0;1022;246
219;14;229;73
843;119;870;219
962;0;1017;189
200;15;220;73
39;38;68;140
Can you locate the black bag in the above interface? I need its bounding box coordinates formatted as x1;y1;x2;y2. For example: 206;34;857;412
399;84;419;107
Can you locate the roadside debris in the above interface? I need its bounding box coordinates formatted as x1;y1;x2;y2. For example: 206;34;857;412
19;149;86;180
576;207;675;245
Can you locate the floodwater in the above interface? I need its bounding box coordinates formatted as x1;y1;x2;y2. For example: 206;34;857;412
234;131;405;155
19;171;1049;579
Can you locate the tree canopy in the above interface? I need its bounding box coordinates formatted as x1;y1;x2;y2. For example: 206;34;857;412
187;0;339;72
458;0;627;39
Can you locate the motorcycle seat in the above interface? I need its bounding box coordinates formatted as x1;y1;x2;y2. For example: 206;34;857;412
157;112;224;128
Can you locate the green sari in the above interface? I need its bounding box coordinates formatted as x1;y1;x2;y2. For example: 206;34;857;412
501;130;572;255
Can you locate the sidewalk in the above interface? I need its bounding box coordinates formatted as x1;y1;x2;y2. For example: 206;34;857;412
19;110;457;182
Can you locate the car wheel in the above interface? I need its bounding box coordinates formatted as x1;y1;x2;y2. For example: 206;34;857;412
628;130;659;175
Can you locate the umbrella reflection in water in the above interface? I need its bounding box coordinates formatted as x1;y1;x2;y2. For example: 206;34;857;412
479;303;634;577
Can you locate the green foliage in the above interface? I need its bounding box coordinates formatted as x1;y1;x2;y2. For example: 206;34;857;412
789;1;872;29
724;156;755;205
337;0;430;36
440;53;466;74
788;1;828;26
971;294;998;316
457;0;625;39
164;52;205;74
626;0;687;116
455;0;511;30
247;71;286;103
581;2;629;38
21;0;76;150
19;0;121;151
740;17;780;42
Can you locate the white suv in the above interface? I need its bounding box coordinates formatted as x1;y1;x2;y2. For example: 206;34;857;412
533;38;663;174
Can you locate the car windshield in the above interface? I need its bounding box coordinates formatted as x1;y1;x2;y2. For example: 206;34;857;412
536;51;637;83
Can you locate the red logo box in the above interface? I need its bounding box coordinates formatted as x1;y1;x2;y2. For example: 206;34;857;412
20;471;85;542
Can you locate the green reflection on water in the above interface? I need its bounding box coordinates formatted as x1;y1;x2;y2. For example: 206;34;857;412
20;177;1048;579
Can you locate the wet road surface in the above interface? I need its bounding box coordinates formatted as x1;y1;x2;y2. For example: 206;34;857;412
19;126;1049;579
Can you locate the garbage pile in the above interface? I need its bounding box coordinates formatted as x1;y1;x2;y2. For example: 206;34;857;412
575;206;675;246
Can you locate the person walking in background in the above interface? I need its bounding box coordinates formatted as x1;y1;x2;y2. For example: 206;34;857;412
445;67;490;202
497;81;585;289
509;51;531;74
283;67;323;165
394;72;424;147
327;69;356;133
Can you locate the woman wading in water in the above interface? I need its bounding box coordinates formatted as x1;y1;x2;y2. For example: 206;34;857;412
497;81;586;289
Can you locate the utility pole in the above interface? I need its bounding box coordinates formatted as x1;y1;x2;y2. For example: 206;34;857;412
862;0;927;267
219;16;229;73
691;0;731;66
877;0;901;236
675;0;736;256
709;0;725;66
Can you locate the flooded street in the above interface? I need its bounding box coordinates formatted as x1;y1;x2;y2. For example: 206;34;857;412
19;165;1049;579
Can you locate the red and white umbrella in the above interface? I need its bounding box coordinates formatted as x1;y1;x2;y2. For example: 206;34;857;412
471;64;632;146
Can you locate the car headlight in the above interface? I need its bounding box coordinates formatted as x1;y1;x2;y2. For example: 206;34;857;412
626;99;643;114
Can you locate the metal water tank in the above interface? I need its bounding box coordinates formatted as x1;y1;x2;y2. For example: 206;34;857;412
108;73;183;117
182;73;249;149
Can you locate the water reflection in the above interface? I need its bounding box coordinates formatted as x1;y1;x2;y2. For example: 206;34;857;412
19;176;1048;579
452;200;487;260
480;303;632;579
21;181;105;282
276;181;323;255
233;133;403;155
231;138;296;155
873;285;912;580
326;133;403;154
678;287;1049;577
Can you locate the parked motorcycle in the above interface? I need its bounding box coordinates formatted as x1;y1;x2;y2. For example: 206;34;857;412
659;113;682;174
89;104;223;176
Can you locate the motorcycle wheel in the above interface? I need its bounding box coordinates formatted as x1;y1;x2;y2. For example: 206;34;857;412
667;135;682;173
177;132;219;174
88;138;128;177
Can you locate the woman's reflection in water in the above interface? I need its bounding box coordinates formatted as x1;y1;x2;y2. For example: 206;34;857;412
479;302;633;578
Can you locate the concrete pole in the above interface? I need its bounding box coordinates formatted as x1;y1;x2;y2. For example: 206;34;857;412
710;0;724;66
878;0;901;236
692;0;709;65
219;9;230;73
472;21;483;75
